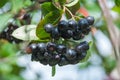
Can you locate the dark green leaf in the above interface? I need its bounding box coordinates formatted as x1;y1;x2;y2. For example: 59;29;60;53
41;2;58;16
58;0;66;5
0;0;8;8
112;6;120;13
0;13;13;33
0;42;18;58
11;0;24;13
36;10;63;39
115;0;120;7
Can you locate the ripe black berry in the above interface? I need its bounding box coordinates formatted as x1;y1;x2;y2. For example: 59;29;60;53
47;42;56;52
77;52;87;60
58;20;68;32
78;18;89;30
75;41;89;54
37;43;46;53
49;54;60;66
82;27;91;35
29;43;37;53
72;29;83;40
51;27;60;40
58;56;69;66
65;49;77;60
0;23;22;43
68;20;77;30
44;24;54;33
40;59;48;65
61;30;73;39
56;44;67;54
86;16;94;25
44;52;52;60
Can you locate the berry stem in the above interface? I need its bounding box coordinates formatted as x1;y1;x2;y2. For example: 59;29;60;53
63;6;75;20
52;66;56;77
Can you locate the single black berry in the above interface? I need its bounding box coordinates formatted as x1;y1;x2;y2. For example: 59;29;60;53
78;18;89;30
37;43;46;53
75;41;89;54
44;24;54;33
40;59;48;65
86;16;94;25
77;52;87;60
65;49;77;60
61;30;73;39
29;43;37;53
72;29;84;40
82;27;91;35
68;20;77;30
56;44;67;54
51;27;60;40
58;20;68;32
44;52;52;60
47;42;56;52
48;54;60;66
58;56;69;66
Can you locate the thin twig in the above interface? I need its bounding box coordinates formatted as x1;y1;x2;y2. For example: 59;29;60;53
98;0;120;78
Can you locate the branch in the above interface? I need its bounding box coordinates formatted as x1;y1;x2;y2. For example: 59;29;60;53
98;0;120;78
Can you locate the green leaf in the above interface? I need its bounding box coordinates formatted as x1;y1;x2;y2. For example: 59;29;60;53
52;66;56;77
115;0;120;7
58;0;66;5
0;0;8;8
12;25;39;41
0;13;13;33
112;6;120;13
0;42;18;58
11;0;24;14
41;2;58;16
65;0;79;7
36;10;63;39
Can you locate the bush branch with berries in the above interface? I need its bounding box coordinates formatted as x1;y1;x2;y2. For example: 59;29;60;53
1;0;95;77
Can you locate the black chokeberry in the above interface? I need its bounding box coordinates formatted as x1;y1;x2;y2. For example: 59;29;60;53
0;23;22;43
44;24;54;33
47;42;56;52
75;41;89;54
78;18;89;30
82;27;91;35
86;16;94;25
77;52;87;60
56;44;67;54
49;54;60;66
44;52;52;60
58;20;68;32
61;30;73;39
68;20;77;30
37;43;46;53
79;41;89;51
65;49;77;60
40;59;48;65
29;43;37;53
72;29;83;40
58;56;69;66
51;27;60;40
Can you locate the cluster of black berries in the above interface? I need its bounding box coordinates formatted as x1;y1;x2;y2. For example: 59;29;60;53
44;16;94;40
28;41;89;66
0;24;22;43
